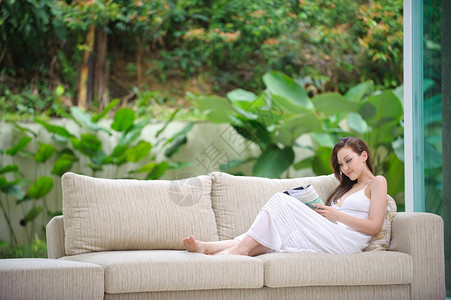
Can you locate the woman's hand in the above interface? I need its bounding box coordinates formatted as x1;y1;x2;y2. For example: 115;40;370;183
313;204;342;222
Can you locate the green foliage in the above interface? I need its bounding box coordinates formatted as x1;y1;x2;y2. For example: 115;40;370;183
0;102;193;253
0;237;47;259
1;0;404;112
0;0;54;76
53;0;122;31
194;71;404;205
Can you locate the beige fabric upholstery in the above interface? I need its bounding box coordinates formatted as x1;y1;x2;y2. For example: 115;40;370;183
258;251;412;287
389;212;445;300
104;289;265;300
61;250;263;293
364;195;397;251
46;215;65;259
0;258;104;300
103;285;410;300
209;172;338;240
62;172;218;255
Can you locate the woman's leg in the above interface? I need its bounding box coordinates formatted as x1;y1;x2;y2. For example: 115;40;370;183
215;235;270;256
183;235;239;254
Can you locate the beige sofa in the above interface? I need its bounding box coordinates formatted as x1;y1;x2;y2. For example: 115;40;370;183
45;171;445;300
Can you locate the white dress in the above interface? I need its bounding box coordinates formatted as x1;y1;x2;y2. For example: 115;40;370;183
236;188;372;254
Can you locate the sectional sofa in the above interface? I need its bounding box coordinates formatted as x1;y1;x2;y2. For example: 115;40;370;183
40;171;445;300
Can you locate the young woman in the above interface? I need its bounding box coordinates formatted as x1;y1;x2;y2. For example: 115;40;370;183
183;136;387;256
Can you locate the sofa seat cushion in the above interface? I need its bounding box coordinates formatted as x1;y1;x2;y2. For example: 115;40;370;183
209;172;338;240
0;258;104;300
61;250;264;293
62;172;218;255
258;251;413;288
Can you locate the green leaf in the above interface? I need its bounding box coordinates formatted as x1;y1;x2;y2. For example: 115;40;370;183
274;113;322;146
92;98;120;122
6;136;32;156
385;153;404;197
145;161;169;180
226;89;258;106
51;158;73;176
293;156;314;170
168;161;193;170
55;85;65;97
219;158;253;172
119;119;149;146
23;206;43;223
393;85;404;106
196;95;236;123
347;112;369;134
253;144;295;178
0;165;19;175
111;108;135;132
70;107;112;135
164;136;187;158
263;71;314;112
392;137;404;161
360;90;403;128
34;143;55;163
312;146;333;175
28;177;53;199
163;123;194;157
125;141;152;162
129;162;156;174
163;123;194;146
312;93;360;113
312;133;336;148
12;122;38;138
270;94;310;115
34;118;74;139
156;109;179;138
232;120;271;149
344;80;373;101
71;134;102;157
0;178;26;200
51;153;76;176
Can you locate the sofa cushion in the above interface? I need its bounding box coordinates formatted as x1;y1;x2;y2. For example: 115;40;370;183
62;172;218;255
61;250;264;293
364;195;397;251
209;172;338;240
258;251;413;288
0;258;104;300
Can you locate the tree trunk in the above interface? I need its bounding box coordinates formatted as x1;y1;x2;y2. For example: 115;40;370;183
442;1;451;296
77;25;95;110
94;28;109;108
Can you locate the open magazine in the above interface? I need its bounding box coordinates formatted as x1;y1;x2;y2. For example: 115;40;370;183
283;184;324;209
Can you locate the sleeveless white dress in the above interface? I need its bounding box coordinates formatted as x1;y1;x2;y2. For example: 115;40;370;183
236;188;372;254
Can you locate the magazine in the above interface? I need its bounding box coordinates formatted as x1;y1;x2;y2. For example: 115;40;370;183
283;184;324;209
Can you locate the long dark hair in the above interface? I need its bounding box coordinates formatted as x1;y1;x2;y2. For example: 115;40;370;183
326;137;373;206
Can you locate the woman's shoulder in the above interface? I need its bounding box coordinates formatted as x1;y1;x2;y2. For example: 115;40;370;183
371;175;387;185
367;175;387;198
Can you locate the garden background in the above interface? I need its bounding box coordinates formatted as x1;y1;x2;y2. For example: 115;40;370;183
0;0;431;258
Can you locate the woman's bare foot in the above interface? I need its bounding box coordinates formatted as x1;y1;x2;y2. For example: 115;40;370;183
183;235;207;254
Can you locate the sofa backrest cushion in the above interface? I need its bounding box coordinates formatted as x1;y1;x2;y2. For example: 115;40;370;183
363;195;397;251
209;172;339;240
62;172;218;255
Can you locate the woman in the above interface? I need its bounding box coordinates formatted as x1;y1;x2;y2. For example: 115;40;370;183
183;137;387;256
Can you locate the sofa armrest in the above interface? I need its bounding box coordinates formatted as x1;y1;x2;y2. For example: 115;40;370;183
46;216;66;259
389;212;445;300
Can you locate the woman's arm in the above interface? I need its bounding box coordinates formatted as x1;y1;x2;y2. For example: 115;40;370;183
314;176;387;235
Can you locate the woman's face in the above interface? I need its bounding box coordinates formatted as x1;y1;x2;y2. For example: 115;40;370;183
336;146;368;181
